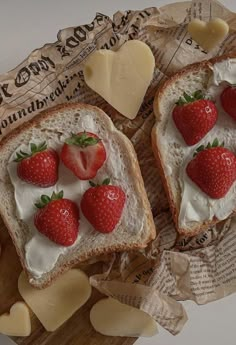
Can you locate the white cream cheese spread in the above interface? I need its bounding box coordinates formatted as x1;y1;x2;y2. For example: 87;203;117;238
166;59;236;229
8;114;145;278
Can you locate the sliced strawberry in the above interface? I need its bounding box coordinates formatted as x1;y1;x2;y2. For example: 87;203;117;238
34;191;79;246
220;86;236;120
15;142;59;187
186;139;236;199
61;132;106;180
173;90;218;146
81;178;126;233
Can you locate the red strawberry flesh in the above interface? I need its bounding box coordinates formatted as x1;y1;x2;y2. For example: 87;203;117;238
81;185;126;233
186;146;236;199
220;86;236;121
34;198;79;246
173;99;218;146
17;149;59;187
61;132;106;180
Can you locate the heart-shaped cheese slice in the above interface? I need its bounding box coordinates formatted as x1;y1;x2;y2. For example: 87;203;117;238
18;269;91;332
0;302;31;337
84;40;155;119
188;18;229;51
90;297;158;337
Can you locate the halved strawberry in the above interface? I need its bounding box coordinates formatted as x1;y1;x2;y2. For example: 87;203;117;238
15;142;59;187
186;139;236;199
61;132;106;180
173;90;218;146
34;191;79;246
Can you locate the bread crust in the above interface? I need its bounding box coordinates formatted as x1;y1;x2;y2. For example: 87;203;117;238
0;102;156;288
154;52;236;116
152;54;236;237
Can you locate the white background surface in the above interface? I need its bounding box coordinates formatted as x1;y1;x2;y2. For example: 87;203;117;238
0;0;236;344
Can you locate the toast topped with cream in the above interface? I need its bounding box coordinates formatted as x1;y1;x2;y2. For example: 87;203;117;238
0;103;156;288
152;55;236;236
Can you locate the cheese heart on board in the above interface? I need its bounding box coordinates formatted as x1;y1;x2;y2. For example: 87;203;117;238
188;18;229;51
84;40;155;120
18;269;92;332
0;302;31;337
90;297;158;337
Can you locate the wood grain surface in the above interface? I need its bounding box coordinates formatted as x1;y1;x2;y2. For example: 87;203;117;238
0;218;136;345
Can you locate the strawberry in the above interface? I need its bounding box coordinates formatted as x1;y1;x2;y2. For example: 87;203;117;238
61;132;106;180
220;86;236;120
173;90;218;146
186;139;236;199
34;191;79;246
15;142;59;187
81;178;126;233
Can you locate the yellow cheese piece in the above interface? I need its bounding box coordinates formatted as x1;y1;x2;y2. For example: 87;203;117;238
84;40;155;119
188;18;229;51
18;269;92;332
0;302;31;337
90;297;158;337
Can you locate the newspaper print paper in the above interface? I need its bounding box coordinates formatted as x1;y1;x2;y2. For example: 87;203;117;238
0;0;236;335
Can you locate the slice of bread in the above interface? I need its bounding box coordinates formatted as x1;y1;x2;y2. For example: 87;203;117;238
0;103;156;288
152;54;236;237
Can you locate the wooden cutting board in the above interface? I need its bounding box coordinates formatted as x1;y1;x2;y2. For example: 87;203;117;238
0;219;136;345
